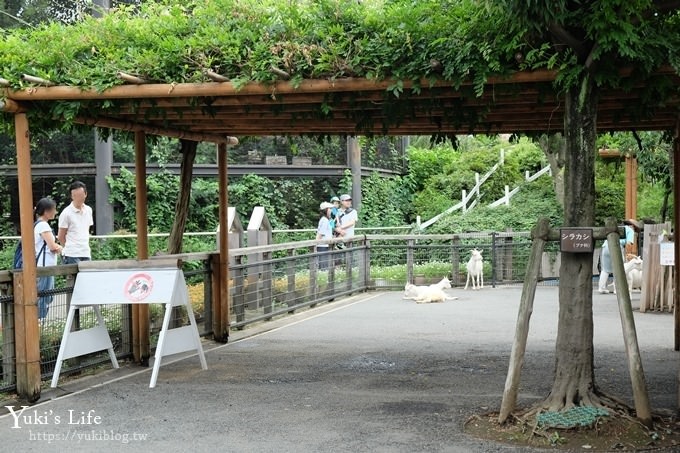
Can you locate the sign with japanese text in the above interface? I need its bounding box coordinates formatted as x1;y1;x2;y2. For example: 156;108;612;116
560;228;594;253
660;242;674;266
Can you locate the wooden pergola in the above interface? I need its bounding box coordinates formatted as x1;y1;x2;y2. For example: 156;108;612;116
1;68;680;400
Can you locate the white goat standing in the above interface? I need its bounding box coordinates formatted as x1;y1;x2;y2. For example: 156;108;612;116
609;256;643;296
464;249;484;290
625;256;643;295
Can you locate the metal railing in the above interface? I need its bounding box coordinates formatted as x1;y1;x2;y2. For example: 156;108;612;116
1;230;555;393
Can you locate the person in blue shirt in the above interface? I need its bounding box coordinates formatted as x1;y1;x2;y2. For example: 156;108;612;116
598;224;635;294
329;196;341;233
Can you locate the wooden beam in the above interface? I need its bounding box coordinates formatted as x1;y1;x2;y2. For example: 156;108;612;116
134;130;150;366
73;116;238;145
0;99;26;113
4;70;559;101
13;112;41;402
214;142;230;342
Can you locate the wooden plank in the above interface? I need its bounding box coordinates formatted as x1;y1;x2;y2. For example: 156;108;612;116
498;218;549;423
607;218;652;427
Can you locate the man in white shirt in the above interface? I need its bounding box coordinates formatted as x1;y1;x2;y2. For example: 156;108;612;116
335;194;358;237
58;181;94;264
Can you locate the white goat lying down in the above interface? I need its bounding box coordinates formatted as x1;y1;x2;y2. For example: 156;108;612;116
464;249;484;290
403;277;458;303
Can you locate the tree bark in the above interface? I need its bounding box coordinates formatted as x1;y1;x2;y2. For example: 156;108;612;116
168;139;198;254
542;73;601;411
539;133;566;208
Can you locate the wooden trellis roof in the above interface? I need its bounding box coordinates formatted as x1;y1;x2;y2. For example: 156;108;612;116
2;69;679;138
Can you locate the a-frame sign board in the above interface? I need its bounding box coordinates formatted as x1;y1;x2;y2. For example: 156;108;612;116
51;265;207;388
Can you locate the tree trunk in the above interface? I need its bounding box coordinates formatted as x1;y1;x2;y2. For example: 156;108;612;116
542;73;601;411
538;133;566;208
168;140;198;254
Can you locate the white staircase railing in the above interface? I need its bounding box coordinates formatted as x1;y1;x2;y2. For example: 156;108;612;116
417;159;551;230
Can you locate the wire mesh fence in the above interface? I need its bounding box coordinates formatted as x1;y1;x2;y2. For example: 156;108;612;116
367;232;559;289
229;238;367;329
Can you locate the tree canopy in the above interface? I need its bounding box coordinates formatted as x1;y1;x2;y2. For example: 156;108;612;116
1;0;678;134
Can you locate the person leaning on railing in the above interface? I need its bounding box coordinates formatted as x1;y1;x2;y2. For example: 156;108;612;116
316;202;334;271
57;180;93;264
34;197;63;320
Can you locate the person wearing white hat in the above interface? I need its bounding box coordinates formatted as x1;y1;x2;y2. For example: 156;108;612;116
336;194;357;238
316;201;334;270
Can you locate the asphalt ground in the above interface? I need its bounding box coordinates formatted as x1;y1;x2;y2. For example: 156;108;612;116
0;286;677;453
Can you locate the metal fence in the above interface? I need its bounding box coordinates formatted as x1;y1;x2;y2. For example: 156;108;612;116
1;231;553;394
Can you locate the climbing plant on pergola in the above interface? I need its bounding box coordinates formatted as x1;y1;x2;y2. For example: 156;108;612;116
1;0;679;420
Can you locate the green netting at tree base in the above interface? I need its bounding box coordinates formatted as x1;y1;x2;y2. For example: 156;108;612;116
537;406;610;429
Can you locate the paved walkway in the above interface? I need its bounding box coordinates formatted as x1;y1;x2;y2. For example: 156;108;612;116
0;287;676;452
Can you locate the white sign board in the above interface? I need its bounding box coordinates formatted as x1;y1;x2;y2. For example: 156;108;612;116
660;242;675;266
51;267;207;388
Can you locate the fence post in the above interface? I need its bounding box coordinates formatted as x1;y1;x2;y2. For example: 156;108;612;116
232;255;245;327
491;232;497;288
309;246;318;305
345;245;353;293
326;248;335;302
451;236;460;286
406;239;415;283
286;249;296;311
12;271;41;402
262;251;273;320
203;258;213;336
504;229;514;281
1;280;16;387
363;237;371;290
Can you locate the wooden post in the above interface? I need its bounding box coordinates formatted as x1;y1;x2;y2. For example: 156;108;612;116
214;142;230;342
451;237;460;286
13;112;41;401
625;156;639;256
498;218;550;423
348;137;362;213
134;130;150;365
606;217;652;428
674;118;680;351
406;239;415;283
286;249;296;309
308;245;318;302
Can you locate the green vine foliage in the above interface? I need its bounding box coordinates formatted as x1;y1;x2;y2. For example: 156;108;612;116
0;0;564;131
0;1;678;134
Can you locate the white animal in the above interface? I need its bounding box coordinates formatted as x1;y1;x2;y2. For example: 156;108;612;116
625;256;643;294
464;249;484;290
414;286;458;304
608;256;643;296
403;277;453;301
